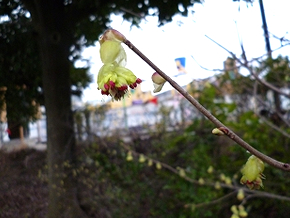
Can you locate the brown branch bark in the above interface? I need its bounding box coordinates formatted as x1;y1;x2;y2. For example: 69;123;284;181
123;37;290;172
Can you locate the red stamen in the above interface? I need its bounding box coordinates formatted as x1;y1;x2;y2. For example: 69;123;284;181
104;83;109;90
101;90;109;95
118;85;127;91
109;80;115;88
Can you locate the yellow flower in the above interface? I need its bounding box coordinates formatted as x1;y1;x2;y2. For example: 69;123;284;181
100;40;126;65
240;155;265;190
151;72;166;93
97;29;141;100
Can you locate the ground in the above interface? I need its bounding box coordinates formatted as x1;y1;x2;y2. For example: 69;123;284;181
0;148;48;218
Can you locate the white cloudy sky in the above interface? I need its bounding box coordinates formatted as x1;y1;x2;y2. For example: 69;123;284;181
79;0;290;104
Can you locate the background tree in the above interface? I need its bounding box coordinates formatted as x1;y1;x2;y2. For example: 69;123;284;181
0;9;91;139
0;0;202;217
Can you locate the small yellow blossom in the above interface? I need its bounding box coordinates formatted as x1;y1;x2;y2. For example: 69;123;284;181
97;29;141;101
240;155;265;190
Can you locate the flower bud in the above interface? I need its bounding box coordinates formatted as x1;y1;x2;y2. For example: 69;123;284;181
152;72;166;93
237;189;245;201
126;151;133;161
214;181;221;190
99;29;126;44
212;128;225;136
225;177;232;185
198;178;205;185
178;168;186;177
231;205;238;214
156;162;162;170
148;159;153;166
139;154;146;163
207;166;214;174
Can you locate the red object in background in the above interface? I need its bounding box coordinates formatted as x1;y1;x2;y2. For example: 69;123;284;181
6;128;11;136
148;97;158;105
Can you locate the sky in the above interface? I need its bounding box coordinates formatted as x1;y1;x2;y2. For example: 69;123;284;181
79;0;290;104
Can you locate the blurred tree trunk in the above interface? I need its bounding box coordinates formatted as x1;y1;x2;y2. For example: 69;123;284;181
23;1;87;217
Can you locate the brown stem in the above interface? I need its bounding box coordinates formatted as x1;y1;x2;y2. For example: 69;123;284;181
123;39;290;172
121;143;290;203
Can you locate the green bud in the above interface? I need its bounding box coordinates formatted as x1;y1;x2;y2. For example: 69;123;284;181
148;159;153;167
178;168;186;177
212;128;225;136
207;165;214;174
214;181;221;190
237;189;245;201
126;151;133;161
156;162;162;170
139;154;146;163
231;205;238;214
198;178;205;185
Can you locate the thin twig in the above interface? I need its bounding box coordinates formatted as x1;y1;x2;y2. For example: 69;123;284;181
123;38;290;172
189;191;237;209
190;55;225;72
121;143;290;203
205;35;290;99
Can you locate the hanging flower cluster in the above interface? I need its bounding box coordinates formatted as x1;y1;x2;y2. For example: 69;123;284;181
97;29;141;101
240;155;265;190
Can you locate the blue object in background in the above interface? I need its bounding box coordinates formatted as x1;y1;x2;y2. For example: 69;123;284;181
174;57;186;76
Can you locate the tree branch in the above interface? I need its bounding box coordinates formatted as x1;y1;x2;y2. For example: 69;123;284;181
205;35;290;99
121;143;290;203
123;37;290;172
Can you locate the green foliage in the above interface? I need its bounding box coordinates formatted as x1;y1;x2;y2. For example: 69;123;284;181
68;64;290;217
261;55;290;87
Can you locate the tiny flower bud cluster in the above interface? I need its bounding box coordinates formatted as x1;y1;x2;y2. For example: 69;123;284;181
231;205;248;218
97;29;142;101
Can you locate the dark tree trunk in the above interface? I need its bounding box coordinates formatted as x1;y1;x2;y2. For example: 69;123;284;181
23;1;87;217
7;120;21;139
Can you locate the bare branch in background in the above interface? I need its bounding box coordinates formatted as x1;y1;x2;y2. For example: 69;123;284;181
205;35;290;99
123;37;290;172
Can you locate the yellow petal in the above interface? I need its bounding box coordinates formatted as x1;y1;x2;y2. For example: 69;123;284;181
100;41;122;64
